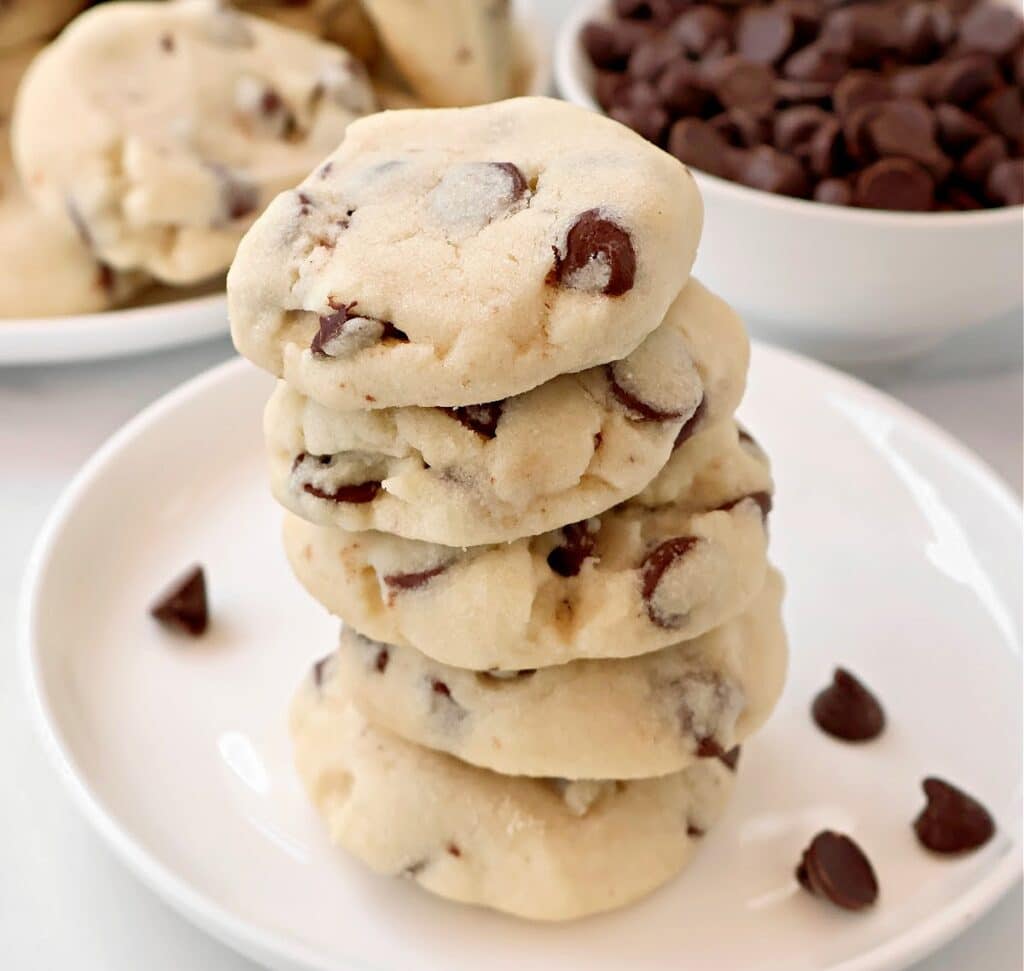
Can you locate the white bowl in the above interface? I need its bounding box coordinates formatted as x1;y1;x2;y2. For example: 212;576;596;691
556;0;1024;366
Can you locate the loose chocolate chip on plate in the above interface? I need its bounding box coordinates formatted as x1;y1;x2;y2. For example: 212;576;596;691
548;210;636;296
547;520;599;577
914;777;996;853
797;831;879;910
442;401;504;438
812;667;885;741
641;536;701;627
150;565;208;637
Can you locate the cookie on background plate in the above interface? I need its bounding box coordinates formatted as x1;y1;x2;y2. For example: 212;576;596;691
0;42;146;318
319;568;786;779
265;279;748;546
229;96;703;409
289;693;737;921
235;0;380;64
0;1;86;51
283;421;772;670
12;0;375;285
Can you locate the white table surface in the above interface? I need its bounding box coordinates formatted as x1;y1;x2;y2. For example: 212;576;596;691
2;4;1022;967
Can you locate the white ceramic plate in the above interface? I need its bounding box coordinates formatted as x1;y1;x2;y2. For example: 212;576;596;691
21;345;1021;971
0;290;229;366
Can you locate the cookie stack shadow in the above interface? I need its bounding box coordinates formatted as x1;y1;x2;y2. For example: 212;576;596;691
228;97;788;921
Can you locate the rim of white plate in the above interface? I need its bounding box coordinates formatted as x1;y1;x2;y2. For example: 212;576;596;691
19;347;1023;971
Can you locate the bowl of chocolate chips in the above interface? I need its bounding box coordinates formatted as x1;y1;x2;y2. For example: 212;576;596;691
557;0;1024;365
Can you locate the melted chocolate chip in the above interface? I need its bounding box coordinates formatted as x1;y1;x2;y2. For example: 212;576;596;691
607;364;700;422
641;536;701;627
797;831;879;910
312;654;331;687
382;563;450;592
548;210;636;297
441;401;504;438
913;777;995;854
547;520;599;577
311;300;408;359
149;565;208;637
812;668;885;741
303;480;381;504
672;395;708;449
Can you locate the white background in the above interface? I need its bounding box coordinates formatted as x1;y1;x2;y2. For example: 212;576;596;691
1;2;1021;968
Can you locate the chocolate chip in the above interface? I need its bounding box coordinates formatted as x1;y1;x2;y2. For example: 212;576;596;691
431;678;452;698
582;20;652;70
932;54;1000;106
901;3;955;62
975;87;1023;144
913;777;996;853
814;177;854;204
595;69;633;109
442;401;503;438
311;301;408;359
959;3;1023;58
695;736;727;760
673;6;732;57
383;563;450;592
987;159;1024;205
668;118;736;178
610;84;671;142
95;263;116;294
672;394;708;448
866;100;951;181
312;654;331;687
856;157;934;210
210;164;258;222
716;491;773;520
711;108;772;147
547;520;599;577
774;105;831;152
687;823;705;837
832;70;890;116
303;480;381;504
775;78;835;103
446;842;462;857
934;103;990;152
628;33;686;81
736;7;795;64
812;668;885;741
548;210;636;297
708;56;778;114
641;536;701;627
784;44;848;83
719;745;741;770
160;33;175;53
656;61;709;115
374;646;390;673
733;145;810;196
958;134;1007;184
607;363;701;422
150;565;208;637
797;831;879;911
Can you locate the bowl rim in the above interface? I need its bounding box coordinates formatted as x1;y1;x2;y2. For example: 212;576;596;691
555;0;1024;229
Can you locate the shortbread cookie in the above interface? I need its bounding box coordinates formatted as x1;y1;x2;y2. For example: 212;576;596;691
320;569;785;779
290;695;736;920
229;96;703;409
266;280;747;545
284;422;772;669
12;1;374;284
0;1;85;51
0;44;145;317
361;0;513;107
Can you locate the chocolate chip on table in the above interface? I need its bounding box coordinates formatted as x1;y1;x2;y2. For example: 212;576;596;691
150;565;208;637
641;536;701;627
582;0;1024;211
797;831;879;911
442;401;503;438
548;210;636;296
914;777;996;853
812;668;885;741
547;520;599;577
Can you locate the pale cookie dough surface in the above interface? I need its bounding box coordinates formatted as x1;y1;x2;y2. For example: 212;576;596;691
0;43;145;318
236;0;380;64
12;1;375;285
266;280;748;545
290;694;736;920
284;421;773;669
319;569;785;779
0;1;85;51
229;97;703;409
361;0;512;107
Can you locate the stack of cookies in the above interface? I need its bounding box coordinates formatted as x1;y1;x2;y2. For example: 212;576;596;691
228;96;787;921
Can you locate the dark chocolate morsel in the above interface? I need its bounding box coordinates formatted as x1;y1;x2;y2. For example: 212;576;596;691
150;565;208;637
547;520;599;577
812;668;885;741
641;536;701;627
441;401;504;439
913;777;996;854
797;831;879;910
548;210;637;296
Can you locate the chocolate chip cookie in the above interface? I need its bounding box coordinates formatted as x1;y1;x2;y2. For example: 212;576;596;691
229;96;703;409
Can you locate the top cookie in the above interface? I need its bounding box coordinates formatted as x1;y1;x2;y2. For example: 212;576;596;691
12;1;375;284
229;96;703;409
